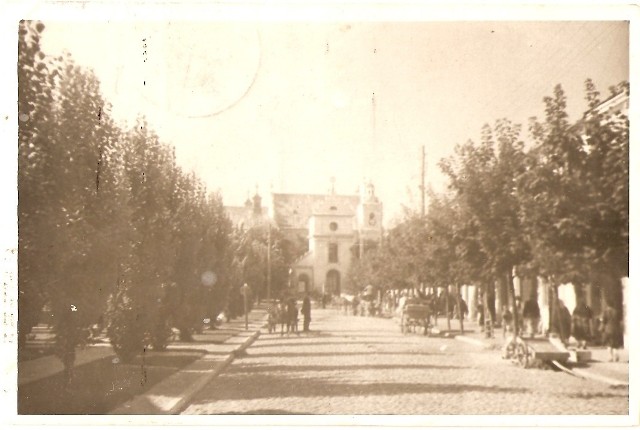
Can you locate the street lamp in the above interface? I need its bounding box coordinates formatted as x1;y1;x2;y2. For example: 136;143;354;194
240;283;251;330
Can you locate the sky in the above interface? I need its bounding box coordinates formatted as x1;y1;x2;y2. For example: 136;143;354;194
39;20;629;226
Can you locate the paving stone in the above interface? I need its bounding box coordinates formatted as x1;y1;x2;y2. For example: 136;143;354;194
182;309;628;415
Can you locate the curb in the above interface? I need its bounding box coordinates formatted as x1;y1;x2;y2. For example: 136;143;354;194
109;328;262;415
166;351;236;415
169;330;261;414
230;330;261;358
551;360;629;388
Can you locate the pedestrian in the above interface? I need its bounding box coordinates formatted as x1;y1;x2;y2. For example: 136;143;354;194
352;296;360;316
278;300;288;336
522;297;541;339
477;304;485;331
287;298;299;335
302;294;311;332
454;295;468;321
501;305;514;339
552;299;572;345
601;302;623;362
571;297;593;349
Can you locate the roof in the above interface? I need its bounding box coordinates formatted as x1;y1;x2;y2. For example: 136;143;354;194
272;193;360;230
224;205;270;228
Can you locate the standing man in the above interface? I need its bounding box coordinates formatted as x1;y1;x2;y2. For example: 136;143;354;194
522;296;541;339
302;294;312;332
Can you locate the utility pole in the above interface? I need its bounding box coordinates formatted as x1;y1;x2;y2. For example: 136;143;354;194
266;184;273;303
267;219;271;303
420;145;426;217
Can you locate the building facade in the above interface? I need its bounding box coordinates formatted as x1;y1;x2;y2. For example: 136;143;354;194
226;182;383;297
272;181;383;296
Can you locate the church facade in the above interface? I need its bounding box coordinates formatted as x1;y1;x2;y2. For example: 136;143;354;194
224;182;384;297
271;182;383;296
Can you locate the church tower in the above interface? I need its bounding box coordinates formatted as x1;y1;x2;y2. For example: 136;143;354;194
357;181;383;243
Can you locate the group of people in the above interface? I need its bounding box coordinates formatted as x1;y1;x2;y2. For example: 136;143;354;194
499;297;624;361
267;295;312;336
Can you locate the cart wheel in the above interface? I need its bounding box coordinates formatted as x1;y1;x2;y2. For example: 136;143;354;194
502;340;515;359
515;341;530;368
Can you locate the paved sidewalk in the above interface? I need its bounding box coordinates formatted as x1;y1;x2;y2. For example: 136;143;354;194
18;343;115;387
428;316;629;387
18;305;269;414
110;306;268;414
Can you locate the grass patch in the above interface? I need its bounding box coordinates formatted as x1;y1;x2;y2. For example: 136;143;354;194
19;350;203;414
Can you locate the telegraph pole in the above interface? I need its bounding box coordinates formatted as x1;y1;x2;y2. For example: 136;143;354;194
266;184;273;303
420;145;426;217
267;218;271;303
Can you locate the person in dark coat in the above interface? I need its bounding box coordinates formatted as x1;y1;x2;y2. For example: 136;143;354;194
287;298;299;335
601;303;623;361
571;298;593;349
501;306;514;339
301;295;311;332
522;297;541;339
552;299;572;345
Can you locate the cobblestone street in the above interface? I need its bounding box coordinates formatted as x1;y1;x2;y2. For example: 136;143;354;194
182;309;629;415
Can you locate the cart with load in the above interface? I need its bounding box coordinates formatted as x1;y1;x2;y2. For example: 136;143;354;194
400;303;433;335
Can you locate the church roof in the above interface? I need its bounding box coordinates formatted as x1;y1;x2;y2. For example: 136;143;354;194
271;192;359;230
224;205;270;228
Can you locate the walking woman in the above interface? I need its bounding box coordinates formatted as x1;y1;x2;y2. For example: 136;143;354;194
601;302;623;362
571;298;593;349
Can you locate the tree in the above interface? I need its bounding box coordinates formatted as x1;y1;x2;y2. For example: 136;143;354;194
19;22;239;372
106;119;179;357
18;21;60;349
518;82;628;317
19;21;127;381
439;119;530;332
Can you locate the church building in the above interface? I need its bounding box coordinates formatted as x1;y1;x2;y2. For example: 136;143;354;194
271;181;383;296
224;181;384;297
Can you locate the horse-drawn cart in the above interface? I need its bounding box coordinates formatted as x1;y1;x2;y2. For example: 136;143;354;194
400;303;433;335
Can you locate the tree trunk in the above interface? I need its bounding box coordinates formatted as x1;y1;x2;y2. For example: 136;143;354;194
483;282;493;337
455;284;464;334
550;282;563;339
445;286;451;331
507;269;519;337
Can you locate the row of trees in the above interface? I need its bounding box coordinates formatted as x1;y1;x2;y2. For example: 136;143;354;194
349;80;629;331
18;21;291;381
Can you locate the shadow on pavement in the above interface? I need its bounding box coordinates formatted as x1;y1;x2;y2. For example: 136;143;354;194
246;351;443;358
566;392;628;400
258;331;333;340
231;363;470;373
217;409;309;415
249;341;401;348
190;371;529;403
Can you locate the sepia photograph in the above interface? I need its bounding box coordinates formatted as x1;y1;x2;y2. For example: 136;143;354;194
2;1;637;426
